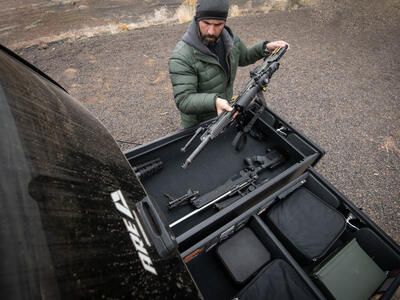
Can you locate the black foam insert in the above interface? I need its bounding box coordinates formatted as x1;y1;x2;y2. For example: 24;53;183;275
137;125;301;235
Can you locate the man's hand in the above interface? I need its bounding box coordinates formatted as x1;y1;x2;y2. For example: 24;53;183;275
266;40;290;52
215;97;233;115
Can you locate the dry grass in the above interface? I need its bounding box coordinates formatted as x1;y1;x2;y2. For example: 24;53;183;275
11;0;313;49
175;0;196;23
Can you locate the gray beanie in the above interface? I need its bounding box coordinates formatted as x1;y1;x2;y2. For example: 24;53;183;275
195;0;230;21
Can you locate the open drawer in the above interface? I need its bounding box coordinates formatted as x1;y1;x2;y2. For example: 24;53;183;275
125;106;324;246
180;169;400;300
182;215;327;300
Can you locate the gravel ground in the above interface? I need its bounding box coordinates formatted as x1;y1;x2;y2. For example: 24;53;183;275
15;0;400;246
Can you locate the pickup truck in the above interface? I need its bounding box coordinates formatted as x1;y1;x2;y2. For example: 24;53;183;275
1;44;399;299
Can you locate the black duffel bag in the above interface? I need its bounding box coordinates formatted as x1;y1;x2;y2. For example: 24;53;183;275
235;259;318;300
267;187;346;261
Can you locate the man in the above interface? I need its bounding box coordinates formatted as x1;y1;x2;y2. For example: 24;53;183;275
169;0;289;128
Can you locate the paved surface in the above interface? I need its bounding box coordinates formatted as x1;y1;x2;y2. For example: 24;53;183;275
4;0;400;248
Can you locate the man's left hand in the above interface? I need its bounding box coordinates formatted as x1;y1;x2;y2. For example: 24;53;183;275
266;40;290;52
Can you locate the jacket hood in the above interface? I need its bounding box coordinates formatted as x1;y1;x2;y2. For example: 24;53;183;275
182;20;234;57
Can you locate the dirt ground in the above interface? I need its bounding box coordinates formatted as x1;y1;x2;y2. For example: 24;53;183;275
6;0;400;246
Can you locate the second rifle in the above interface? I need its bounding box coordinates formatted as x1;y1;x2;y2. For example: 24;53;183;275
169;149;285;228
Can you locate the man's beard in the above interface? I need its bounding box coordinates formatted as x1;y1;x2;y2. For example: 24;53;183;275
201;34;218;46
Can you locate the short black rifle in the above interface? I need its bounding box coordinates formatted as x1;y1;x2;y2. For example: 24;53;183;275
180;45;288;169
169;149;285;228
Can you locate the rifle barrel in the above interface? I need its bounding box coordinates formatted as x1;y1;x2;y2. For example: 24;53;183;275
181;135;211;169
181;127;203;153
182;110;233;168
169;181;249;228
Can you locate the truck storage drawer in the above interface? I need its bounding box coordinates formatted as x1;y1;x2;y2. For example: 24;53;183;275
181;169;400;300
126;107;324;245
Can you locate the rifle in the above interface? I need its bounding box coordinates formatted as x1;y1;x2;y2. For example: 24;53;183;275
169;149;285;228
180;45;288;169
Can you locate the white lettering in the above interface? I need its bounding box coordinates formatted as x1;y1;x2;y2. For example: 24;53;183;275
111;190;157;275
138;252;158;275
123;219;148;255
112;190;133;219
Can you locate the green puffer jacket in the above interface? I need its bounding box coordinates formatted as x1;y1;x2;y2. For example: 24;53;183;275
169;21;266;128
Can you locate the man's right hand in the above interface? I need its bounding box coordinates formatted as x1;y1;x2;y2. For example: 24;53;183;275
215;97;233;115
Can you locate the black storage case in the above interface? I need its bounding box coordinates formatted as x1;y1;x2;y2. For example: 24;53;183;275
126;106;324;246
125;108;400;300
